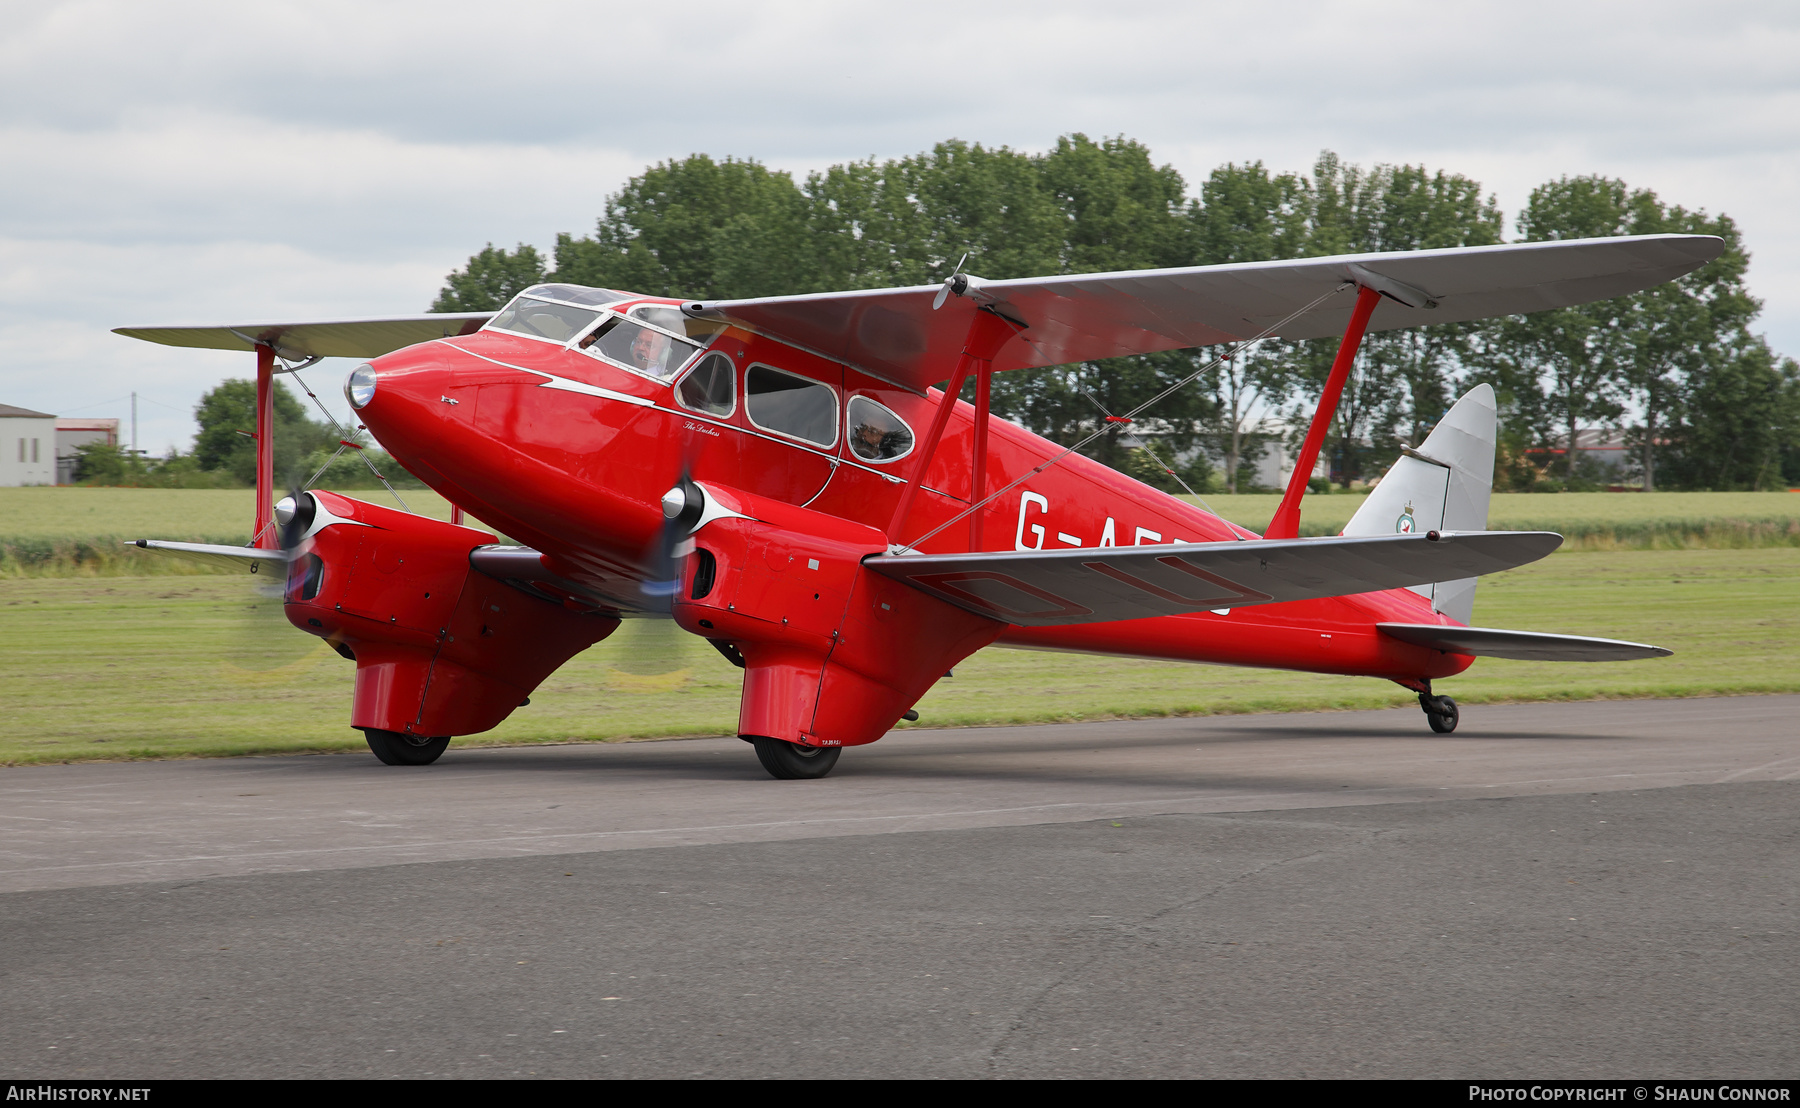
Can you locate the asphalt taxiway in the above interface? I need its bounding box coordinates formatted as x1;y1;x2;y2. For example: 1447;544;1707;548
2;697;1796;1078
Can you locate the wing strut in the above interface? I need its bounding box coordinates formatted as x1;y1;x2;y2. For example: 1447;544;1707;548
971;357;993;550
885;307;1020;546
253;344;277;549
1265;284;1382;540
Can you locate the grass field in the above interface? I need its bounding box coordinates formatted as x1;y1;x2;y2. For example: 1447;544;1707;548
1185;491;1800;547
0;486;491;576
2;546;1794;765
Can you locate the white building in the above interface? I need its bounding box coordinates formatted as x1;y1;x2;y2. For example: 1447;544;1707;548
1253;441;1327;491
0;404;57;486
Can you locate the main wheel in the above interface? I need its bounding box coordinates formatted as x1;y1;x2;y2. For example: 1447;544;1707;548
1425;696;1460;734
749;736;841;780
363;728;451;766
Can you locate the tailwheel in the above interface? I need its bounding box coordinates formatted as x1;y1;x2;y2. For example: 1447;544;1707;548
749;736;841;780
1420;694;1460;734
363;728;451;766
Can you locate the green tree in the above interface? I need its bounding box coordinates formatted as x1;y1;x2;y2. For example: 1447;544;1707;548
551;155;813;300
71;441;141;485
1616;205;1758;490
1190;161;1310;491
1286;154;1502;486
430;243;547;311
1657;339;1798;489
192;379;331;487
989;135;1211;475
1487;176;1766;490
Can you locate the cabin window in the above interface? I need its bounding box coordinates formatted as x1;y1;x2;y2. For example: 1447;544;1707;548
846;396;913;462
577;316;702;381
676;353;735;417
486;296;601;343
746;365;837;447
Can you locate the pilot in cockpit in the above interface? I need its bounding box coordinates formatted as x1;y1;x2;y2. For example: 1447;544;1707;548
630;327;671;375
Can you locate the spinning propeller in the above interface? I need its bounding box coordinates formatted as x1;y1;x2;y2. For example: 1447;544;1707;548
605;435;713;689
931;252;973;311
219;487;328;684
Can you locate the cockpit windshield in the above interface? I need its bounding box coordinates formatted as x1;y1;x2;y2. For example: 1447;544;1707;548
485;297;601;343
519;284;630;309
483;285;631;343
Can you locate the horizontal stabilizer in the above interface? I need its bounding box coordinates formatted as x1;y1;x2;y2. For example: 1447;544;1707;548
867;530;1562;627
114;313;493;362
1376;623;1671;661
127;540;285;574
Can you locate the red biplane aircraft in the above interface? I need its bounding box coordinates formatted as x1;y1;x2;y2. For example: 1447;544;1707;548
117;233;1715;778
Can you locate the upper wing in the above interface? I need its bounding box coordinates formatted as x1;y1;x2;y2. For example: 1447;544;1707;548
1376;623;1671;661
685;234;1721;392
113;313;493;362
866;530;1562;627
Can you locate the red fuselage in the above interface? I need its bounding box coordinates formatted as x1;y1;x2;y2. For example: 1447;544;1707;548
357;295;1470;687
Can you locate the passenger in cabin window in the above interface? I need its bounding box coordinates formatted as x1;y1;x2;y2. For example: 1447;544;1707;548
849;403;911;461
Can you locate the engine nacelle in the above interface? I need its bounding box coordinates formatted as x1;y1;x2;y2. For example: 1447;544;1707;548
282;491;618;737
673;485;1002;748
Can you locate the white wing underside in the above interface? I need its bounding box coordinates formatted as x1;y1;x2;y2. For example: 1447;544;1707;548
113;313;493;362
867;530;1562;627
687;234;1721;392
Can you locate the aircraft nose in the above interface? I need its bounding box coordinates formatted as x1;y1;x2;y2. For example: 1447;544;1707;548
344;346;466;455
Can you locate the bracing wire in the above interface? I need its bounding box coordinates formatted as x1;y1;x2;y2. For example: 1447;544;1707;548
285;363;411;513
1076;387;1215;512
902;281;1352;552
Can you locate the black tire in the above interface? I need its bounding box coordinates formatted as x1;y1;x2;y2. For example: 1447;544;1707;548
363;728;451;765
1426;696;1460;734
749;736;841;780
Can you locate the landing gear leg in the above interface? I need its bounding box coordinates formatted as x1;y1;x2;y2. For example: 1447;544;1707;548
1418;691;1459;734
748;736;841;780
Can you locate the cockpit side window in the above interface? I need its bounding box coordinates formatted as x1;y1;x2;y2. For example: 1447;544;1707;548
629;304;728;348
675;353;735;417
846;396;914;462
576;315;702;381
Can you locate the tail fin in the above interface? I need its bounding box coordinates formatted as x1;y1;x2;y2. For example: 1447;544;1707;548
1344;384;1497;623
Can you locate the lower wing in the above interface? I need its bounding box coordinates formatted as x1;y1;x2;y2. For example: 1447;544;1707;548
866;530;1561;627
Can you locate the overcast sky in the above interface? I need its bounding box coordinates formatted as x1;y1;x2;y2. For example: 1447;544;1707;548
3;0;1796;454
